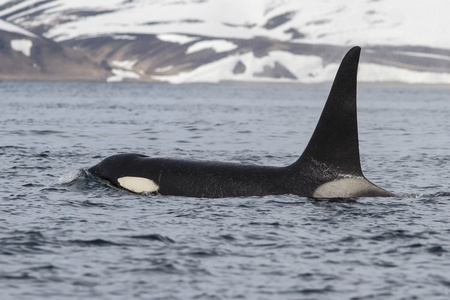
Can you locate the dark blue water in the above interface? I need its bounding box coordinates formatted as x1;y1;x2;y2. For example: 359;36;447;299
1;82;450;299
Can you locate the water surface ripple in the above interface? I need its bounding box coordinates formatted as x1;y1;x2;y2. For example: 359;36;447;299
1;82;450;299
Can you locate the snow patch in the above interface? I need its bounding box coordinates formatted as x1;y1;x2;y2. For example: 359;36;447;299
153;51;326;84
112;34;136;40
157;33;199;44
395;51;450;62
11;39;33;57
153;50;450;85
155;65;174;73
186;40;237;54
22;0;450;50
112;59;137;70
107;68;140;82
4;0;450;84
0;19;38;38
359;63;450;84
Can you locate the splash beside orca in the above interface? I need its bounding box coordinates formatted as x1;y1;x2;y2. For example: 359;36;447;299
88;46;394;198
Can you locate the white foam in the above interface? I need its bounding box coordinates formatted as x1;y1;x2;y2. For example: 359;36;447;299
58;169;84;185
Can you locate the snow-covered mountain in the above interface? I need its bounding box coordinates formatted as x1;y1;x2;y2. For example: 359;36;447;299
1;0;450;84
0;18;108;81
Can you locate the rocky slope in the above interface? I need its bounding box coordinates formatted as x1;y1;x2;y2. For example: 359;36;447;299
0;19;110;81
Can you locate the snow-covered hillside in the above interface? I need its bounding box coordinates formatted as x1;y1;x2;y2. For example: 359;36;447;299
0;16;109;81
2;0;450;48
1;0;450;84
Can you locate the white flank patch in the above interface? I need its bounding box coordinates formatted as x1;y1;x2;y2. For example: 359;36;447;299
112;59;137;70
157;33;199;44
11;39;33;57
107;68;140;82
313;177;390;198
118;176;159;194
186;40;237;54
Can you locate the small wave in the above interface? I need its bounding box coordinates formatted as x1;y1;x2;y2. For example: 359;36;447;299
217;234;236;241
61;199;127;209
397;191;450;198
427;245;447;255
69;238;121;247
0;231;50;255
431;191;450;197
129;234;175;244
369;229;419;241
249;221;281;227
280;285;334;295
127;261;181;275
30;130;64;135
185;248;223;257
0;272;34;280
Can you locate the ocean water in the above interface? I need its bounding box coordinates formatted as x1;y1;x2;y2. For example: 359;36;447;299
1;81;450;299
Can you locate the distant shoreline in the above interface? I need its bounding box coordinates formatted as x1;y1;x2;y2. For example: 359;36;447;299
1;78;449;89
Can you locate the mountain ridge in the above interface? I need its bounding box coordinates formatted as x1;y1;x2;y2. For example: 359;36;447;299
0;0;450;84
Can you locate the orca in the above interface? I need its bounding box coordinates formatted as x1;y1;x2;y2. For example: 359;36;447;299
88;46;394;198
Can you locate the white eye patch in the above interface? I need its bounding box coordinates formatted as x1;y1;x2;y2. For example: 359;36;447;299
117;176;159;194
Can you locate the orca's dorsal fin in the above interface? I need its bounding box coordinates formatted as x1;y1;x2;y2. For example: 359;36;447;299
296;46;362;176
